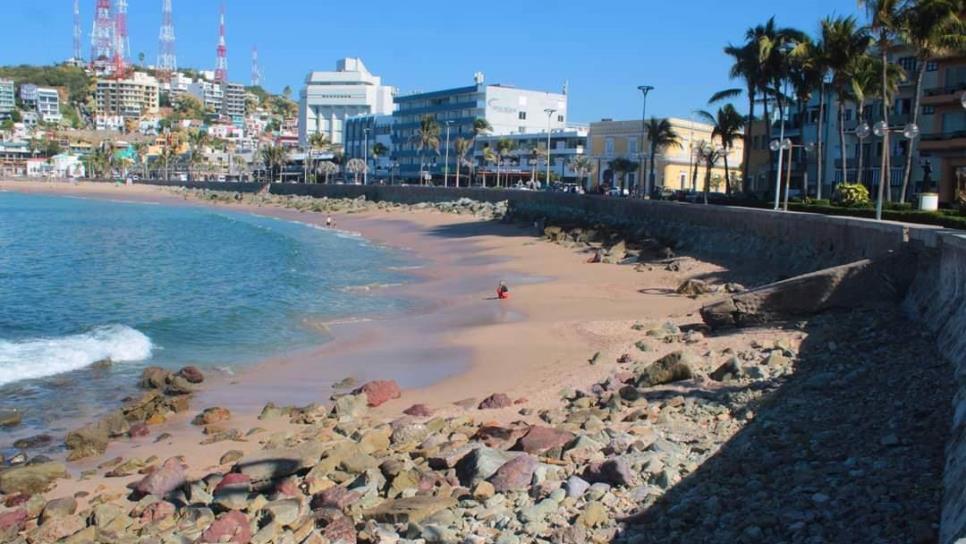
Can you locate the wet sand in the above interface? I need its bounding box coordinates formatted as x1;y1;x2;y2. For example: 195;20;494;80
0;180;724;498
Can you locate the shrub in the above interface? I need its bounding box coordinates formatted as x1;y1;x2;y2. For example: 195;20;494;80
833;183;871;207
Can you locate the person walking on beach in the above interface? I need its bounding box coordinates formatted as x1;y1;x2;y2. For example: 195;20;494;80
326;216;334;228
497;281;510;300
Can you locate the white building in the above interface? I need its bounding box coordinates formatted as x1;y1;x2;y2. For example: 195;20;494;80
36;88;62;123
222;82;246;122
163;72;194;99
392;73;569;180
474;127;588;184
298;58;396;146
95;71;160;119
0;80;14;119
187;80;224;113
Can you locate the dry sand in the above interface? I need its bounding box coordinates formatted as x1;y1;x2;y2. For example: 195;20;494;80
0;180;766;502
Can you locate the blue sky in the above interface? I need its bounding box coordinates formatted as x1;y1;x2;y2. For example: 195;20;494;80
1;0;864;122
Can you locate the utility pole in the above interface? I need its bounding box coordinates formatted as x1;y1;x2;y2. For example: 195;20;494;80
544;109;556;188
638;85;654;196
443;122;452;188
363;128;369;185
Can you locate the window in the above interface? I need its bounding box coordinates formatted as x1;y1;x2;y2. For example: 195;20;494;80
845;109;853;121
604;137;614;156
926;61;939;72
518;111;527;120
923;105;935;115
679;172;687;186
557;115;564;122
627;137;638;155
898;57;917;73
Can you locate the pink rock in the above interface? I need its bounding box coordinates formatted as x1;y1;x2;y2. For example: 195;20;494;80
129;423;150;438
310;486;359;511
514;397;529;405
3;494;29;508
134;457;187;497
514;426;576;454
192;407;231;426
489;454;538;492
402;404;432;417
478;393;512;410
274;477;299;498
0;509;26;533
177;365;205;384
138;500;175;524
200;511;251;544
475;425;530;450
214;472;251;494
353;380;401;407
321;513;356;544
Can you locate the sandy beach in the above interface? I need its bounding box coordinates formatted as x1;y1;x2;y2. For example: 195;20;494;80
0;180;723;490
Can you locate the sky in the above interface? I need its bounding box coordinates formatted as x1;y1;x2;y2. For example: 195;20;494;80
0;0;866;123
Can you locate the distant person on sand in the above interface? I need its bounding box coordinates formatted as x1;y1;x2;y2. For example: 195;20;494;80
326;216;334;228
497;281;510;300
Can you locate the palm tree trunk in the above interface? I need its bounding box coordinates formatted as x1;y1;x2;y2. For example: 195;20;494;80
838;100;848;185
742;89;755;194
723;151;731;195
649;142;657;194
703;160;711;204
879;39;891;205
816;84;826;199
900;61;926;203
855;100;865;183
763;96;772;191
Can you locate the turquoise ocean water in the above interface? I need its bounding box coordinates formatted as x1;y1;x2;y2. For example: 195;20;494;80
0;191;415;433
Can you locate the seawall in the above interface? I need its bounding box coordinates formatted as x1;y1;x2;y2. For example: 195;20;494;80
143;180;966;541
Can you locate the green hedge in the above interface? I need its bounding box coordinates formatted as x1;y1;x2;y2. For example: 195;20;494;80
784;203;966;229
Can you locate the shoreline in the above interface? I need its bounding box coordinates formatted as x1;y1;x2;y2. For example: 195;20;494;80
0;179;720;503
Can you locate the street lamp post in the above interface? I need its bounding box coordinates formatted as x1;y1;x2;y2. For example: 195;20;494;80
443;121;452;188
544;108;556;188
638;85;654;197
871;121;920;220
771;139;816;211
363;127;370;186
772;79;790;210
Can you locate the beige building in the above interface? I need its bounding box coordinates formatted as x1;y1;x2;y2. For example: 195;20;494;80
587;117;744;193
95;72;160;119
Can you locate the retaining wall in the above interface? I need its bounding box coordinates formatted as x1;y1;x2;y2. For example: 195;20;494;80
144;180;966;540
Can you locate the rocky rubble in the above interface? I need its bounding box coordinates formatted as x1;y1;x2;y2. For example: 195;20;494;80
175;188;510;221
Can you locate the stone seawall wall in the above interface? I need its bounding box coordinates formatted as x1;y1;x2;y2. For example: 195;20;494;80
906;233;966;543
143;180;966;540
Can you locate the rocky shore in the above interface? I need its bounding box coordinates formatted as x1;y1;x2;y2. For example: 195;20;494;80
0;190;953;543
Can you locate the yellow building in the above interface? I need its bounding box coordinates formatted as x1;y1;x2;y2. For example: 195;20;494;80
587;117;743;193
95;72;160;119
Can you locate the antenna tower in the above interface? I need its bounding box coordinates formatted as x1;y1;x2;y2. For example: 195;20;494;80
251;46;261;87
113;0;129;75
90;0;115;65
214;4;228;83
73;0;82;61
158;0;177;79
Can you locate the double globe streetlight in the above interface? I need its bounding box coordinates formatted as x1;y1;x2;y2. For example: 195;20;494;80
770;138;816;211
854;120;920;220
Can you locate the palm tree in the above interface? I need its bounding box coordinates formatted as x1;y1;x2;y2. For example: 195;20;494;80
372;142;388;180
789;34;828;196
187;130;210;181
260;145;288;182
609;157;638;194
898;0;965;201
528;143;548;184
823;16;872;184
482;146;498;187
307;132;332;183
569;155;595;190
316;161;339;184
859;0;906;203
346;158;366;184
695;107;744;194
697;143;725;204
643;118;683;194
413;115;440;184
714;41;761;194
496;138;515;188
850;54;905;186
453;138;472;188
470;118;493;184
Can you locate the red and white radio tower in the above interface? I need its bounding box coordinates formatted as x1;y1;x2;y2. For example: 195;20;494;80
90;0;115;64
251;46;261;87
73;0;82;61
214;4;228;83
113;0;129;74
158;0;177;79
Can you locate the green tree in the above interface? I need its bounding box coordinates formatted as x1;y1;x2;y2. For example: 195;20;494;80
528;142;548;184
412;115;441;184
316;160;339;184
482;146;498;186
345;157;367;184
695;107;743;194
788;34;829;196
897;0;965;201
643;117;683;194
849;54;904;186
496;138;515;188
697;144;725;203
608;157;639;194
453;138;473;188
822;16;871;184
260;144;288;182
859;0;907;203
712;41;761;193
569;155;595;189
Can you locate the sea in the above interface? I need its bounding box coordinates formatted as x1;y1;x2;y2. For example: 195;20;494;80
0;191;417;436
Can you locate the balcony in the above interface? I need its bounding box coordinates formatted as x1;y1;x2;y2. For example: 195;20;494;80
921;83;966;106
919;129;966;151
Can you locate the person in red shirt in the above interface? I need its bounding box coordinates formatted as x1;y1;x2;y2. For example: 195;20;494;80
497;281;510;300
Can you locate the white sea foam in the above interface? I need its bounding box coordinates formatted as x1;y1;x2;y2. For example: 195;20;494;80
0;325;153;386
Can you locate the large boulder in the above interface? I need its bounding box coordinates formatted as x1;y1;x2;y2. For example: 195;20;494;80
192;407;231;426
584;457;636;487
199;511;251;544
139;366;172;389
235;442;325;482
635;351;698;388
0;463;68;495
489;454;538;492
177;365;205;384
478;393;512;410
455;447;519;487
65;421;110;460
352;380;401;407
363;495;457;524
514;426;575;455
134;457;187;497
0;409;22;428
